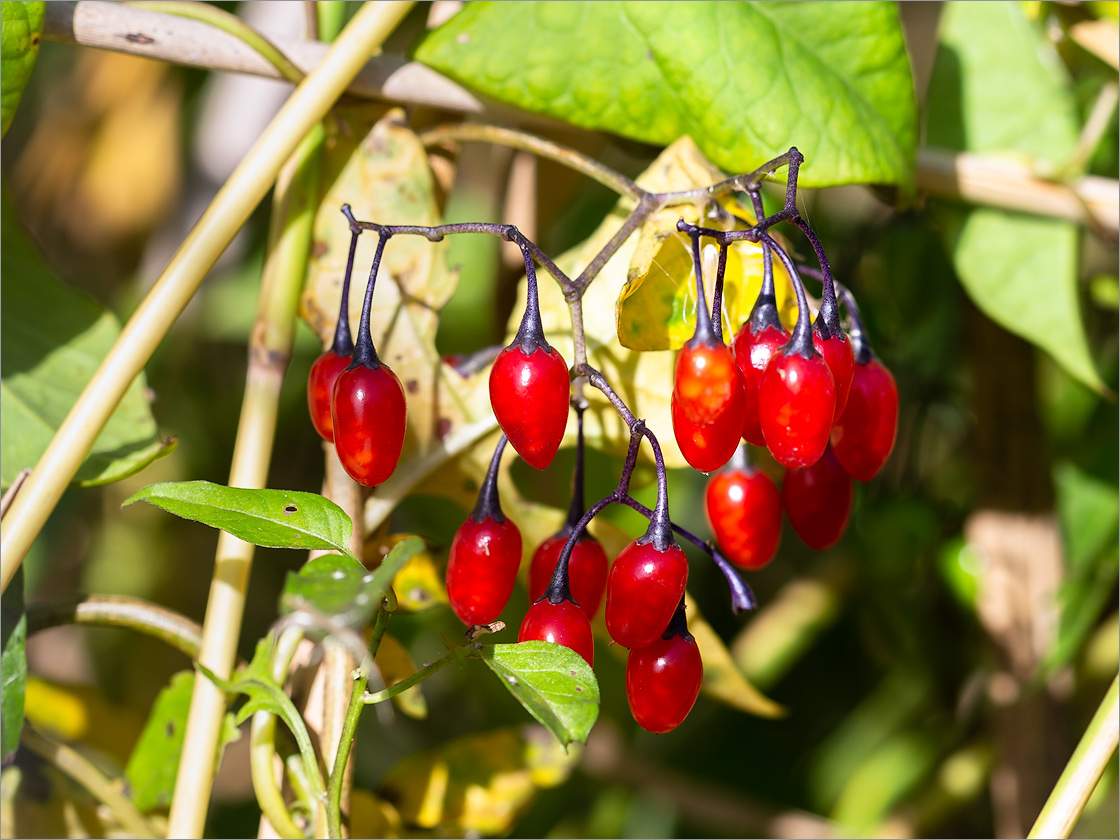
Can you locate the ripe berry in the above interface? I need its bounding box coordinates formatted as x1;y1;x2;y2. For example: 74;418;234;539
528;534;608;620
605;539;688;649
812;323;854;423
518;598;595;666
625;603;703;733
733;322;790;446
704;447;781;570
308;223;361;442
446;437;522;625
489;344;570;469
758;347;835;469
782;445;853;550
331;233;406;487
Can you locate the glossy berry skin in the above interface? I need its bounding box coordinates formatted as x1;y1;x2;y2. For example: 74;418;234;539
605;541;688;649
518;599;595;666
489;344;570;470
733;323;790;446
528;535;609;620
758;349;836;469
331;364;407;487
625;633;703;733
813;330;855;422
704;466;782;570
782;446;853;550
831;358;899;481
671;343;748;472
308;350;351;442
445;515;522;626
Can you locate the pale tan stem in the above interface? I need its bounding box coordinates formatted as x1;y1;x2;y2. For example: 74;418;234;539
0;0;413;592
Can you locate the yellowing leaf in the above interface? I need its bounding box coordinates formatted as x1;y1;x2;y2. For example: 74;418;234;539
379;726;579;834
373;634;428;719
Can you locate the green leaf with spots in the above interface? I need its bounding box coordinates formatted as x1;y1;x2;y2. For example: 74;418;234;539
1;191;176;490
470;642;599;748
124;481;358;560
124;671;240;812
416;1;916;187
1;2;44;137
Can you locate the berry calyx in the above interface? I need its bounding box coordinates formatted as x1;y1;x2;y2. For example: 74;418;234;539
518;598;595;666
756;234;835;469
490;245;570;469
625;601;703;733
308;223;360;442
332;234;407;487
782;445;853;550
446;436;522;625
704;446;781;570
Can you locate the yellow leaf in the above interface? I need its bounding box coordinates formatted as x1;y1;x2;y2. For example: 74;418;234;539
372;634;428;720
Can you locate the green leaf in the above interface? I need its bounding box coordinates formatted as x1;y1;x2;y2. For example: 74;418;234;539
926;2;1103;391
1;191;175;490
416;1;916;187
470;642;599;748
280;536;424;628
1;2;44;137
124;671;240;812
1;567;27;762
123;480;358;559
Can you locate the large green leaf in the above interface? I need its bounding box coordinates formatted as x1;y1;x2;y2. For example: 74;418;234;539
1;193;176;490
124;671;240;812
926;2;1103;391
415;1;916;187
1;567;27;762
470;642;599;748
0;2;44;137
124;481;357;559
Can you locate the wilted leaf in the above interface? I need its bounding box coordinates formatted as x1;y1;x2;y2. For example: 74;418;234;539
380;726;580;834
470;642;599;748
1;568;26;762
416;1;916;187
373;634;428;719
124;671;240;812
124;481;357;559
1;2;44;137
1;193;174;490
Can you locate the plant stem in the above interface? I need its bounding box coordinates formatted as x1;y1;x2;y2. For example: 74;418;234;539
362;649;460;704
1028;674;1120;839
326;673;367;840
26;595;203;659
0;0;416;596
22;725;156;838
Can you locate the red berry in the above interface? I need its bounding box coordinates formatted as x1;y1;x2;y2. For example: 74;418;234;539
732;323;790;446
307;350;351;443
782;446;853;550
813;329;855;422
518;599;595;666
489;344;570;469
331;364;407;487
528;534;609;620
605;541;688;649
704;462;781;570
757;348;836;469
625;632;703;733
831;357;899;481
445;515;522;626
671;343;748;472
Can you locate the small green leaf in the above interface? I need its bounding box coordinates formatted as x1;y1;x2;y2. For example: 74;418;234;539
1;2;44;137
1;190;174;490
416;1;916;187
280;537;423;628
124;671;240;812
470;642;599;748
1;567;27;762
123;480;357;559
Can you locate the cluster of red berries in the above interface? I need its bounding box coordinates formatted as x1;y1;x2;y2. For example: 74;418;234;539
671;222;899;563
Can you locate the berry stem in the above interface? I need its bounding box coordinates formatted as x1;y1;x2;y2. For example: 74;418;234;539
710;242;729;343
662;596;694;641
620;495;757;612
329;210;362;356
348;232;389;370
677;221;719;347
512;242;550;353
761;232;815;358
564;401;589;534
471;434;508;525
793;218;841;338
746;189;783;334
835;281;874;365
